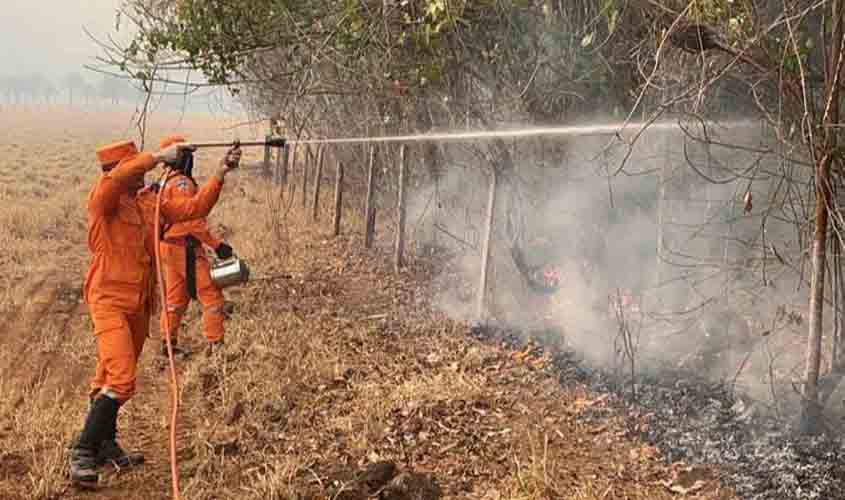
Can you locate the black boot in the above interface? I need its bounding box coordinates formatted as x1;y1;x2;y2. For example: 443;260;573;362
67;396;95;451
69;395;119;486
97;400;145;468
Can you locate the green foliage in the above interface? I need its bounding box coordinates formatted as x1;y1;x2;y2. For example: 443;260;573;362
116;0;640;130
124;2;601;87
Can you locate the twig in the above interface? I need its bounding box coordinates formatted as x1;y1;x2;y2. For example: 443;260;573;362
248;273;293;282
730;348;756;397
433;223;478;251
134;66;158;150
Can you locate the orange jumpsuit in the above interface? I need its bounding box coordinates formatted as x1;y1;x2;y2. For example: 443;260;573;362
85;151;224;403
158;171;226;344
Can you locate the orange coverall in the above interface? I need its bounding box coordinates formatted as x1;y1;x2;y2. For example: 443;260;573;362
85;150;223;403
159;171;227;344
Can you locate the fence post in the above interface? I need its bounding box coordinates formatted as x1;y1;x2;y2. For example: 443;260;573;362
367;207;376;246
263;134;272;176
302;146;311;210
364;145;377;248
476;167;498;321
333;161;344;236
275;143;286;184
282;143;292;185
312;146;324;221
394;144;407;273
286;143;297;196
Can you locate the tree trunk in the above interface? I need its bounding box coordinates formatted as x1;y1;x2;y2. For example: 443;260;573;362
802;155;833;433
801;0;844;434
820;236;845;408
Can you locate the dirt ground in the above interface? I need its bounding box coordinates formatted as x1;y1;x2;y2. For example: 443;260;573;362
0;109;735;500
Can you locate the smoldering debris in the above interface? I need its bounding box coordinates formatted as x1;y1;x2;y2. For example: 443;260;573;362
470;321;845;500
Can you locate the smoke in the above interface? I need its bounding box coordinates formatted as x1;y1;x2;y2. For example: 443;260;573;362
408;118;819;416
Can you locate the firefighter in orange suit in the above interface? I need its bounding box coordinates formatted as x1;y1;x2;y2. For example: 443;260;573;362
69;139;240;488
157;135;234;356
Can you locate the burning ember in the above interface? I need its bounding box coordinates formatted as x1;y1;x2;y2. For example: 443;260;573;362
534;265;562;289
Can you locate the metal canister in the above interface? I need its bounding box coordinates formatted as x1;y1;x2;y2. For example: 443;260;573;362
210;257;250;289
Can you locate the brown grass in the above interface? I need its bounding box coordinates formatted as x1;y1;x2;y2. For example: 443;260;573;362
0;108;736;500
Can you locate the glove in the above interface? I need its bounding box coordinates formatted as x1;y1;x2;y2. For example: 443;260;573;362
215;243;234;260
221;144;242;169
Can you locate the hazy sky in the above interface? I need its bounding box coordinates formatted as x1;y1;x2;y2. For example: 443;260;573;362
1;1;129;78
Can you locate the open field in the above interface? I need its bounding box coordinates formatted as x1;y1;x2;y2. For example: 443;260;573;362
0;109;738;500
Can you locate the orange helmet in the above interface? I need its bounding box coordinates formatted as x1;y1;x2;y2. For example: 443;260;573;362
96;141;138;170
160;134;187;150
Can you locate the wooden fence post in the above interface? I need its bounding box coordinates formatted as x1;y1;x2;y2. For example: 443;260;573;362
282;143;292;185
302;146;311;210
263;134;272;176
364;145;377;248
476;167;498;321
333;161;344;236
367;208;376;246
312;146;324;221
275;143;286;184
286;143;297;196
394;144;407;273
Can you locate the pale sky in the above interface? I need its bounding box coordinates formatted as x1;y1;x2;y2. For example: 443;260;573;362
1;1;129;78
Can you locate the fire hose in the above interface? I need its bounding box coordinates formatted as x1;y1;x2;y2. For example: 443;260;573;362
154;166;181;500
152;139;274;500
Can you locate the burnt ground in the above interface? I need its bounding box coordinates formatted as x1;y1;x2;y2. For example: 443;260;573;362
469;322;845;500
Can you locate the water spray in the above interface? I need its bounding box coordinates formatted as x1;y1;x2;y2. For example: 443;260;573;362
282;119;753;146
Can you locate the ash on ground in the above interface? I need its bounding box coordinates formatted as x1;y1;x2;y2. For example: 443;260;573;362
470;320;845;500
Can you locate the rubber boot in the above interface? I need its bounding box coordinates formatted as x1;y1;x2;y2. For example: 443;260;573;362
67;396;95;452
69;395;119;487
97;400;145;468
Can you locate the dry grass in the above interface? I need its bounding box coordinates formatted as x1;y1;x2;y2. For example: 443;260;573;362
0;108;735;500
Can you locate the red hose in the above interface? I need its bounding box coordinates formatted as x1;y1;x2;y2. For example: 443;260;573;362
154;167;182;500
